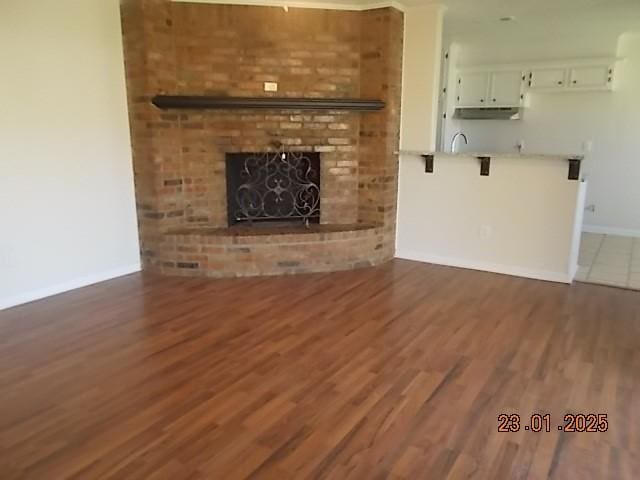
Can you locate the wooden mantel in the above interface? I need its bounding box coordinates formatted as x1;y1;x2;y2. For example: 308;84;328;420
151;95;385;111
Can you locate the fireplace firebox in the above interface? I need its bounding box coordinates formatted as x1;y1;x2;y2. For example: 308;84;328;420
226;151;321;226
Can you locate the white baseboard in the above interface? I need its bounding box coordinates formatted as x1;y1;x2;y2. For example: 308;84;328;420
0;263;141;311
582;225;640;238
570;261;579;282
396;250;572;284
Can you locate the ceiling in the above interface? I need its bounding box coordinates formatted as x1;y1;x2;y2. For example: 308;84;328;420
172;0;405;10
178;0;640;38
431;0;640;39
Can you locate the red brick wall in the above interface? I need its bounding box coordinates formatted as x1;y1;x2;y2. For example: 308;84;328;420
120;1;403;276
158;226;389;278
359;8;405;260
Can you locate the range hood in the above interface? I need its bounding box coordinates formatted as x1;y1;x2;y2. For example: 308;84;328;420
454;107;522;120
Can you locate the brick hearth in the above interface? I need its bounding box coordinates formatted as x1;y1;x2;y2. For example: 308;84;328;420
120;0;403;277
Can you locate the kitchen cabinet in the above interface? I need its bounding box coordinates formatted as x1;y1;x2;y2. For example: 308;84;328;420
457;70;523;108
454;58;618;113
528;62;615;92
490;71;525;106
568;65;612;89
529;68;567;90
457;72;490;107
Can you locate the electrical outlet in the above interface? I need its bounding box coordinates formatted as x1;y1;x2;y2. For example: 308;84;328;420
264;82;278;92
582;140;593;153
585;204;596;213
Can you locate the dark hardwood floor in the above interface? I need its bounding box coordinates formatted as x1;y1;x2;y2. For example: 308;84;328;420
1;259;639;479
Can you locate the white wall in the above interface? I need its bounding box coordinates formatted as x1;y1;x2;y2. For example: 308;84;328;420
0;0;140;310
442;33;640;236
400;4;444;151
397;7;588;282
397;154;586;283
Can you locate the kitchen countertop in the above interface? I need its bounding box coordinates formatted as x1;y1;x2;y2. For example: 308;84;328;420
398;150;584;160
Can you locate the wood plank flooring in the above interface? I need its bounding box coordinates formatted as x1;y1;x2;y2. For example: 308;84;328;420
1;259;639;479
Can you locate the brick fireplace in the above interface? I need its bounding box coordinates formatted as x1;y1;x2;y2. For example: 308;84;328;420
120;0;404;277
225;150;321;227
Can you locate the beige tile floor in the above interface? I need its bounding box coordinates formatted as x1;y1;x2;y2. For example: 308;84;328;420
576;233;640;290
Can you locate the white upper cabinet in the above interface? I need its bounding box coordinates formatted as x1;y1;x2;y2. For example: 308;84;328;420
528;60;616;92
453;58;618;113
529;68;567;90
457;72;490;107
456;58;619;102
456;70;523;108
489;71;524;106
568;65;612;90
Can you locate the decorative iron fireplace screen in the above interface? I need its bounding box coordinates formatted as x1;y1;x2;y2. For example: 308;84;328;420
226;151;321;225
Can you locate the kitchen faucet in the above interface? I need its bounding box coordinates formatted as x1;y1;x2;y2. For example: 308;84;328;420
451;132;468;153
